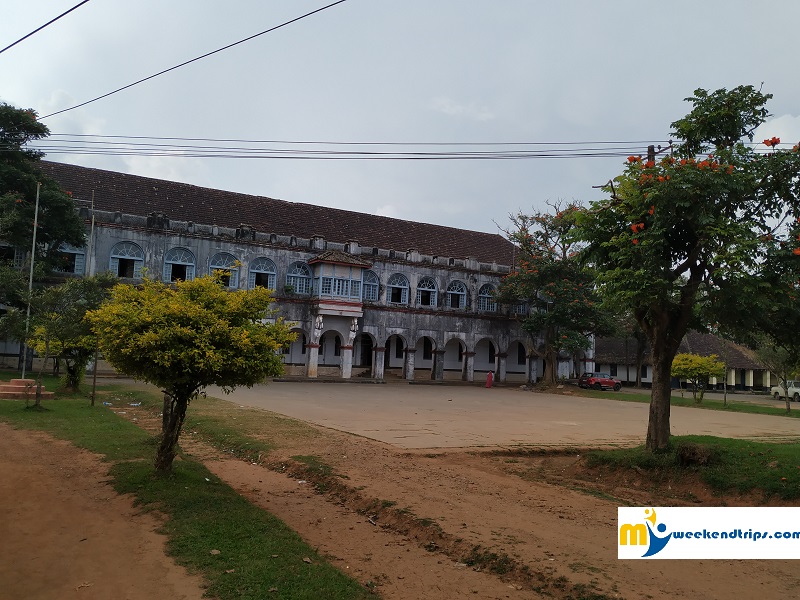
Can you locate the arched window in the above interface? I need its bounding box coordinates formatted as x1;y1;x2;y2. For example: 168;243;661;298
446;280;468;309
54;243;85;275
387;273;409;304
163;247;195;282
478;284;497;312
286;261;312;295
416;277;438;307
362;270;379;301
209;252;239;288
248;257;277;289
109;241;144;279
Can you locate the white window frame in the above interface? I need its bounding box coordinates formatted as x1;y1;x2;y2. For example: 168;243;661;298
416;277;438;307
478;284;497;312
387;273;409;305
286;262;312;295
54;243;85;275
446;280;467;309
209;252;239;288
362;270;379;302
109;241;144;279
163;247;196;282
248;257;277;290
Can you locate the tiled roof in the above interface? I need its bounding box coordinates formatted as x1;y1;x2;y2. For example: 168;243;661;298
39;161;515;265
595;332;765;370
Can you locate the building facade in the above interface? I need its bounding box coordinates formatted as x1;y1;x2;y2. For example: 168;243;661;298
0;161;580;383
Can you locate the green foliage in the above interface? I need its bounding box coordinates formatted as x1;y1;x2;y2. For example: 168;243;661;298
497;202;612;383
576;85;800;450
0;102;85;271
26;274;116;391
88;275;295;471
671;353;725;403
587;435;800;501
88;276;295;396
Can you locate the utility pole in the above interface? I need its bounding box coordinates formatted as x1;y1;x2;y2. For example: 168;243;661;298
21;182;41;380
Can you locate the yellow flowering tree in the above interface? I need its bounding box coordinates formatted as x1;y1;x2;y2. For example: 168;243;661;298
671;353;725;404
88;275;295;472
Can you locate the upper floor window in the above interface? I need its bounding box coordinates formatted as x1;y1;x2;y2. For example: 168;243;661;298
163;247;195;282
477;284;497;312
53;243;85;275
387;273;409;304
248;257;277;290
513;302;528;315
362;270;379;302
109;241;144;279
446;280;467;309
286;261;312;295
209;252;239;288
319;271;361;300
416;277;438;307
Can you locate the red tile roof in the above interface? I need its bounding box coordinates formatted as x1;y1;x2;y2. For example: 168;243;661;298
39;161;515;265
595;332;764;370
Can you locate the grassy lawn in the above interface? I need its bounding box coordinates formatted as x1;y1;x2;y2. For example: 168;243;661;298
587;435;800;501
0;372;370;600
576;386;800;418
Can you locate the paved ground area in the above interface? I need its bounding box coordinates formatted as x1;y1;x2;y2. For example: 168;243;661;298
206;382;800;448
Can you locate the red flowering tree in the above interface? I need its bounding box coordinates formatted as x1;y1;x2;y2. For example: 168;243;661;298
497;202;612;384
577;86;800;451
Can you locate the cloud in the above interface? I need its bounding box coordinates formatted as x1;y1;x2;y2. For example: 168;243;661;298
374;204;400;218
430;97;495;122
754;114;800;148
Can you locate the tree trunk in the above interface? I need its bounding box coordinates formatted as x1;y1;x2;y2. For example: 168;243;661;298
542;348;558;384
155;392;189;473
646;347;673;451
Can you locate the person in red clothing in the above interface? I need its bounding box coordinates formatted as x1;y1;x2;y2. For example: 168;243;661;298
485;370;494;388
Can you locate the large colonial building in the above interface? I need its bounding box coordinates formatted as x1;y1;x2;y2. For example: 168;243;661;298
3;161;581;382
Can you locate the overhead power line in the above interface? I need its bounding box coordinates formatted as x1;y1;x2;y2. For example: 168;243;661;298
0;0;92;56
21;134;675;160
39;0;348;120
15;134;783;161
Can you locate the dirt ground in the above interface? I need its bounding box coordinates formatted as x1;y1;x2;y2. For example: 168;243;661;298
3;384;800;600
0;422;207;600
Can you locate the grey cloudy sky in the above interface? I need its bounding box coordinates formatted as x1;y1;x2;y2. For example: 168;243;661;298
2;1;800;235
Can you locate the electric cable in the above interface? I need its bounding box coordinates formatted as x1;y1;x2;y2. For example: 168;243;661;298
0;0;92;56
38;0;348;120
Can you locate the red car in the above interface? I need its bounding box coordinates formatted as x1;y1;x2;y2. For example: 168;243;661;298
578;372;622;391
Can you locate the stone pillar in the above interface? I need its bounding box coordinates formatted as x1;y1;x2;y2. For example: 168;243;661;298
404;348;416;381
341;346;354;379
341;317;358;380
306;344;320;378
746;369;754;390
372;347;386;380
526;353;538;384
463;351;475;383
307;315;324;378
497;352;508;383
433;350;445;381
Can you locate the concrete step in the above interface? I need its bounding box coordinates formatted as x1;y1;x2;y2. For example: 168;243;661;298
0;378;54;399
0;390;55;399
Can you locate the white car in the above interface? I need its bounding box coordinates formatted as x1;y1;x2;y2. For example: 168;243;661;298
771;381;800;401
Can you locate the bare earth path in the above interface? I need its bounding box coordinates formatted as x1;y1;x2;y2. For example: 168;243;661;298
0;422;207;600
3;382;800;600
